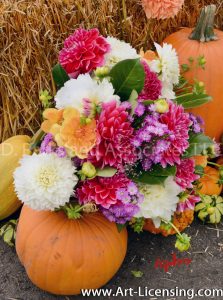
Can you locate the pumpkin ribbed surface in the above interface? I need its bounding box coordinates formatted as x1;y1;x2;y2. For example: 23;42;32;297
144;210;194;237
164;28;223;141
16;205;127;295
0;135;31;220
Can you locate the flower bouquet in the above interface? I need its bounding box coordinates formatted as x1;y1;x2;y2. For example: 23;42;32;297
11;28;215;295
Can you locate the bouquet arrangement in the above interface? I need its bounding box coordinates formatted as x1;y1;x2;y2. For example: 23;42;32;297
14;28;216;248
6;27;218;294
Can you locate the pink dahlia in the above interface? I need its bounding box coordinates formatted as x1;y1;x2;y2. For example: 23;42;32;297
59;28;110;78
159;101;191;167
138;60;162;101
142;0;184;20
175;159;200;190
88;101;137;168
177;194;200;212
77;173;130;209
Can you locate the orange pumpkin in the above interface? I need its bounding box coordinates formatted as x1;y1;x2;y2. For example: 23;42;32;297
164;5;223;141
192;155;208;168
198;166;222;195
16;206;127;295
144;210;194;237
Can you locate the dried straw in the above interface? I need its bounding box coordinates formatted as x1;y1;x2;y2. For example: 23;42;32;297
0;0;223;142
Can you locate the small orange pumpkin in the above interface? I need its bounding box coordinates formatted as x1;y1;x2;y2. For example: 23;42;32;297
164;5;223;141
16;206;127;295
144;210;194;237
192;155;208;168
198;166;222;195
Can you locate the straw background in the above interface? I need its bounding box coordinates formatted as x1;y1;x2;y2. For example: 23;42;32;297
1;0;223;142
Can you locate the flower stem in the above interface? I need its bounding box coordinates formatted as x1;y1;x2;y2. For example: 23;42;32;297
207;161;220;168
161;219;183;238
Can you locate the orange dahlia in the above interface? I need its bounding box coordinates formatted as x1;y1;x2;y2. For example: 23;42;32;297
41;107;96;159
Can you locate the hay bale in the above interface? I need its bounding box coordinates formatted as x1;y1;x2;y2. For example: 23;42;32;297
0;0;222;142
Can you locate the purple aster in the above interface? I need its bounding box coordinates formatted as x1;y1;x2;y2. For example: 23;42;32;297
155;139;170;153
142;158;153;170
40;134;67;158
40;133;56;154
55;147;67;158
116;188;131;202
134;103;145;117
101;201;140;224
121;101;132;110
127;182;138;195
138;129;152;142
132;137;142;147
189;113;204;133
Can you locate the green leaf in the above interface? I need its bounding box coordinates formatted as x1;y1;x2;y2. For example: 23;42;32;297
175;93;212;109
116;223;127;233
128;90;138;115
183;133;214;158
110;59;145;100
147;165;177;177
195;165;204;176
131;270;144;278
96;167;117;177
134;174;167;185
132;165;176;185
52;64;69;89
142;100;154;105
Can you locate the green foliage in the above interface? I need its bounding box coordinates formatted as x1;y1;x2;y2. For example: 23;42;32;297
175;233;191;252
131;270;144;278
130;217;145;234
39;90;53;108
116;223;127;233
195;165;205;176
52;63;69;89
175;93;212;109
109;59;145;100
132;165;176;185
96;167;117;178
195;195;223;224
59;203;84;220
183;133;214;158
29;129;45;151
128;90;138;115
0;220;17;247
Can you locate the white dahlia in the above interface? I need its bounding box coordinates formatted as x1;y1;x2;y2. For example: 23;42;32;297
14;153;78;211
136;177;181;228
55;74;120;113
150;43;180;99
104;37;139;68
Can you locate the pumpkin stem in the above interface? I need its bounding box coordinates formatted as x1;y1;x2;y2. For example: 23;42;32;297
189;5;218;42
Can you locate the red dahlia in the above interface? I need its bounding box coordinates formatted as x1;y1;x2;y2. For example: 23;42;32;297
88;101;137;168
59;28;110;78
77;174;130;209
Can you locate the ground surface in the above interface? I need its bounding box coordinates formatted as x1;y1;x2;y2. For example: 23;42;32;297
0;217;223;300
